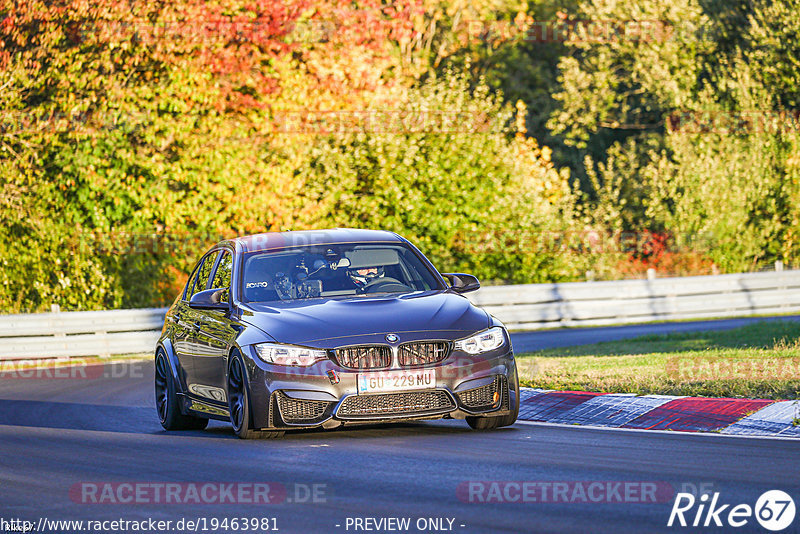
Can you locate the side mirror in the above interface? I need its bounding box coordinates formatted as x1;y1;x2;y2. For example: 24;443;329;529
441;273;480;294
189;288;229;310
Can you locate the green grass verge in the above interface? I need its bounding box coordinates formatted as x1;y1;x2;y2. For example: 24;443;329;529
517;321;800;399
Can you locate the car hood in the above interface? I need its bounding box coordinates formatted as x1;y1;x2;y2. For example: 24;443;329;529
239;291;489;347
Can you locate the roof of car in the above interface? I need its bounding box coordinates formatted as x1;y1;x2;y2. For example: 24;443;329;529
230;229;405;253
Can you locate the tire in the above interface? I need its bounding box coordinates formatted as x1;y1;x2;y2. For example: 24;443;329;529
155;349;209;431
466;370;519;431
227;351;284;440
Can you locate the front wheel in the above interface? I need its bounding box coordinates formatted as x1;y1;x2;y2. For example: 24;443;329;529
227;352;284;440
466;370;519;430
155;349;208;431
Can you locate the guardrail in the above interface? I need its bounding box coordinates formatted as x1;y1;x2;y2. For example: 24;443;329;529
2;270;800;360
469;269;800;331
0;308;166;360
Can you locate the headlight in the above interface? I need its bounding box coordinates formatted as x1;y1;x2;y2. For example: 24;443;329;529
454;327;506;354
254;343;328;366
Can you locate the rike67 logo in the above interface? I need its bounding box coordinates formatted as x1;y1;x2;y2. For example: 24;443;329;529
668;490;796;531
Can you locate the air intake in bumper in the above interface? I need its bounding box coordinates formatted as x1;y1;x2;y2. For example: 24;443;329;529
457;376;506;411
276;392;332;425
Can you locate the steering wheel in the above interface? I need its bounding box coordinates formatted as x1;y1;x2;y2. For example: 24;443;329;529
359;277;412;294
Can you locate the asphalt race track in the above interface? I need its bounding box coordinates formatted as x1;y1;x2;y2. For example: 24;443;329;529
1;318;799;534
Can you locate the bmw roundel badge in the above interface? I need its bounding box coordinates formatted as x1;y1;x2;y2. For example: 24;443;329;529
385;333;399;343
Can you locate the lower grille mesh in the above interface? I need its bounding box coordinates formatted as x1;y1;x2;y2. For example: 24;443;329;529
337;390;455;419
277;393;330;424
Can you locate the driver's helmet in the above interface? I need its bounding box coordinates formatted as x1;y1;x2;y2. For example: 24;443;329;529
347;265;384;287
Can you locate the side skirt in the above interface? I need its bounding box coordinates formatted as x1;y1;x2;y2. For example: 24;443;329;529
178;393;230;421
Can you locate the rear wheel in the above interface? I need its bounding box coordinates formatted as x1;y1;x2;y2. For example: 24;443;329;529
466;370;519;430
155;350;208;431
227;352;284;440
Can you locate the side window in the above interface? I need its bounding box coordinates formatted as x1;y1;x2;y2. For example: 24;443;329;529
210;251;232;303
183;260;204;300
188;252;219;299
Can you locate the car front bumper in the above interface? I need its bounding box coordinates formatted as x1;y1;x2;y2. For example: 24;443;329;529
245;346;517;430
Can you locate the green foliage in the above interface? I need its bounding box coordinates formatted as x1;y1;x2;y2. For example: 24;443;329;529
294;71;590;284
548;0;800;272
3;0;800;312
0;1;591;311
0;0;311;311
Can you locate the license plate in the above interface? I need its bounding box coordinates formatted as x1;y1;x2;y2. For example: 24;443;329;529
357;369;436;394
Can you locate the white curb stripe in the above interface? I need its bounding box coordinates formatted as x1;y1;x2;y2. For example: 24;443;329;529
721;400;800;436
547;394;684;427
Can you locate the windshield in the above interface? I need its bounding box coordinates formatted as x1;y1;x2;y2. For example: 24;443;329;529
242;242;443;303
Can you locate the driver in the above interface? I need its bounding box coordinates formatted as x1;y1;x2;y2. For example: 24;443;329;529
347;265;384;288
